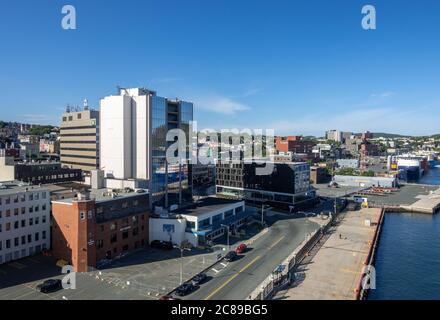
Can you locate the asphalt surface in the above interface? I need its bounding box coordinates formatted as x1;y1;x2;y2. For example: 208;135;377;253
178;213;320;300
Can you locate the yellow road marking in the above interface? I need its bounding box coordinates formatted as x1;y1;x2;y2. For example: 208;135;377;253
204;256;261;300
268;235;285;249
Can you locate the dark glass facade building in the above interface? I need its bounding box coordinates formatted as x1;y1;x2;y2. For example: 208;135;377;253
216;161;315;209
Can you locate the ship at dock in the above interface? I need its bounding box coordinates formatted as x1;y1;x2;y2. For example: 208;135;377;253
387;155;429;183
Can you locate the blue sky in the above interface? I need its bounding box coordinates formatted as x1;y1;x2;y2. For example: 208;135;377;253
1;0;440;136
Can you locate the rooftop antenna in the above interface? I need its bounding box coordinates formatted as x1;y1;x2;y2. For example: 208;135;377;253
66;104;71;113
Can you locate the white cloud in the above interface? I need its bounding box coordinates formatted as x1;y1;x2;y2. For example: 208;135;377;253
194;95;250;115
370;91;395;98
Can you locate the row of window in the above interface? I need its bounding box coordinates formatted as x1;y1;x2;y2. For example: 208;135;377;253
197;206;244;230
0;191;47;205
0;215;47;233
0;231;47;251
0;244;47;264
0;205;47;219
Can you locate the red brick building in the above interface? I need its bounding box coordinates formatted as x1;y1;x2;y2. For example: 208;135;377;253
275;136;314;155
51;189;149;272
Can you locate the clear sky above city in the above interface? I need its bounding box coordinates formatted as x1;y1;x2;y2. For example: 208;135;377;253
1;0;440;136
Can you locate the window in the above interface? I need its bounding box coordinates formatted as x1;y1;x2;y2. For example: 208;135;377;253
122;202;128;209
21;236;26;245
97;239;103;249
14;208;19;216
132;228;138;236
42;204;46;211
29;207;33;213
110;222;117;231
6;210;10;217
14;221;19;229
235;206;244;214
14;237;19;246
21;220;25;227
6;239;11;249
97;206;103;214
35;193;39;200
5;197;10;204
88;211;93;219
212;214;223;224
21;207;26;214
42;231;46;240
29;218;33;226
77;113;82;119
35;205;39;212
110;234;117;243
35;233;39;241
35;217;39;225
28;194;33;201
6;223;11;231
80;212;85;220
27;234;32;243
42;216;46;223
224;210;234;219
122;230;129;239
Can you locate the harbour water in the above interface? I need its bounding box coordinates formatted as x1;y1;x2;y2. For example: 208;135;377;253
369;163;440;300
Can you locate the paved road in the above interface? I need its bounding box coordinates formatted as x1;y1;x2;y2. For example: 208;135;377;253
179;213;319;300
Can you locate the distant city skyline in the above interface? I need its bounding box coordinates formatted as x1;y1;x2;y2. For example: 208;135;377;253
1;0;440;136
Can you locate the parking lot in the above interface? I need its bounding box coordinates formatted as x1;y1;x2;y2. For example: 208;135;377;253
0;218;267;300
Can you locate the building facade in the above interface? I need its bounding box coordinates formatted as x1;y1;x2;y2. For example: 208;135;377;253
0;183;51;264
51;189;149;272
60;107;99;173
216;161;314;209
100;88;193;209
0;156;82;184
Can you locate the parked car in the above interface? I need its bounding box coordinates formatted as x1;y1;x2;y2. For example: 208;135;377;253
175;283;196;296
150;240;174;250
191;273;208;286
235;243;247;254
224;251;238;262
36;279;63;294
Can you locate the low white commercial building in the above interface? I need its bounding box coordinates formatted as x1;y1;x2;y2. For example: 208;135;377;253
149;197;249;247
0;182;51;264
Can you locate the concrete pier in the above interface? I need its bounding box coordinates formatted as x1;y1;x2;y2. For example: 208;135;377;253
274;208;382;300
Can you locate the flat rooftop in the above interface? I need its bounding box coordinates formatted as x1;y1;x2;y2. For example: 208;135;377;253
52;187;148;204
172;196;243;217
0;181;47;196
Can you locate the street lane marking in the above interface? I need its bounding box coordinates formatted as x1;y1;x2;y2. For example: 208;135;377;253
212;268;220;273
268;236;285;249
204;255;261;300
220;263;228;267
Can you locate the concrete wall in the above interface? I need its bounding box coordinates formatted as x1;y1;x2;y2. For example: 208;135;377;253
100;95;133;180
0;157;15;182
334;175;396;188
149;217;195;246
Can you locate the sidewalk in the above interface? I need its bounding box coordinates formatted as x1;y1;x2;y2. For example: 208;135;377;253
275;208;381;300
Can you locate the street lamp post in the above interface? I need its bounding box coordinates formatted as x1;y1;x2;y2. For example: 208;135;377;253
221;224;230;251
174;244;191;285
261;203;271;226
